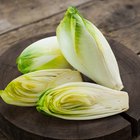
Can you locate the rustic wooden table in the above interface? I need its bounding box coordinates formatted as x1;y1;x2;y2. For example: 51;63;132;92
0;0;139;140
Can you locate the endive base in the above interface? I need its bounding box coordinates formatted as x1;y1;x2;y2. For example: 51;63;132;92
0;33;140;140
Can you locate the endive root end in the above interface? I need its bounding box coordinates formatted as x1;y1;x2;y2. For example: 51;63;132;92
67;6;77;14
115;84;124;91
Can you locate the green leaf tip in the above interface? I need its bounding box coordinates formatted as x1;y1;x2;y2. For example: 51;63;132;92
67;6;78;15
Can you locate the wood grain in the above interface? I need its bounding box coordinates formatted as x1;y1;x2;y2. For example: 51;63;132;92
0;104;131;140
0;131;7;140
0;0;140;56
0;34;132;140
0;0;91;34
109;40;140;136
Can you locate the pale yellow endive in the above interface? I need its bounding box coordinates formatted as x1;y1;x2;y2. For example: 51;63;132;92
57;7;123;90
37;82;129;120
0;69;82;106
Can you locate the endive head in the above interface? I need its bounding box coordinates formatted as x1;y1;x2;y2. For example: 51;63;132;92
0;69;82;106
16;36;71;74
57;7;123;90
37;82;129;120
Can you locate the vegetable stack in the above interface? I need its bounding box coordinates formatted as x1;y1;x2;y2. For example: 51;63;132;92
0;7;129;120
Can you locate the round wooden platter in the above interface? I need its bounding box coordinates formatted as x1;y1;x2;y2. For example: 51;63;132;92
0;33;140;140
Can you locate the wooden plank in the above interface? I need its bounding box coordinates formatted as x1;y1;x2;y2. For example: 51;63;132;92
133;135;140;140
0;131;7;140
0;109;131;140
0;0;91;35
109;40;140;136
0;34;132;140
78;0;140;54
108;23;140;55
0;0;139;56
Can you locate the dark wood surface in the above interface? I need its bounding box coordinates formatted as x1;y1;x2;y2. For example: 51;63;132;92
0;0;140;140
0;33;139;140
109;40;140;137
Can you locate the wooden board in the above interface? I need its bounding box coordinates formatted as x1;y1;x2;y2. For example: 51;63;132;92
0;33;140;140
0;0;140;57
110;40;140;136
0;0;92;34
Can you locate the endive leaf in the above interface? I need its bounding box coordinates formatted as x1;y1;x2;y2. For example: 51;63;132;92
57;7;123;90
0;69;82;106
17;36;71;73
37;82;129;120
